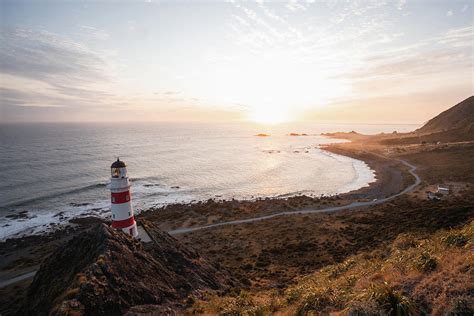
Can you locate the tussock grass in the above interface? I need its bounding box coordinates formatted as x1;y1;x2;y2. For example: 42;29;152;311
189;220;474;315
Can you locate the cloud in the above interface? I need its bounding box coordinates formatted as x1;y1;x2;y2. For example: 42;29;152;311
397;0;406;10
0;27;118;120
0;85;112;110
352;51;470;80
215;0;423;111
0;87;66;107
332;25;473;111
446;10;453;17
461;5;469;13
434;25;473;47
286;0;307;12
0;29;109;84
350;26;473;81
76;25;110;41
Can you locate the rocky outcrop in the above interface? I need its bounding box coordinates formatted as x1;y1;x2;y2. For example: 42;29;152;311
20;222;234;315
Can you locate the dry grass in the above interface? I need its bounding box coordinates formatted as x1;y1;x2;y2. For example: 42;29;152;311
188;220;474;315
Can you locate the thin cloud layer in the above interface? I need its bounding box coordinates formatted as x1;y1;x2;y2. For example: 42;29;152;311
0;28;116;115
0;29;108;83
1;0;472;123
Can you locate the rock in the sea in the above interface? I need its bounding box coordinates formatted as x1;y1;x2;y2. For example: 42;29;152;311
20;222;234;315
6;210;29;220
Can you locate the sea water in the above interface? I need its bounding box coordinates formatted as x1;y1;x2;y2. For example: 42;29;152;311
0;122;419;240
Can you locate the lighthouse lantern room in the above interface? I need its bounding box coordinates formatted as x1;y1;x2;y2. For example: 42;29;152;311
110;158;138;237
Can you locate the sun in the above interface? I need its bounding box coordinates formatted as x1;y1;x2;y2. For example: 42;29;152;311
248;104;294;124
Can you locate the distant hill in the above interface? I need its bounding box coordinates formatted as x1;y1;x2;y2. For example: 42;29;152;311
418;96;474;134
20;223;235;315
380;96;474;145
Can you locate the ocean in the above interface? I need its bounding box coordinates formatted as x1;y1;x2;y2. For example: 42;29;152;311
0;122;419;240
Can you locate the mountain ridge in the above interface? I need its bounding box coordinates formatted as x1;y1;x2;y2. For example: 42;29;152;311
418;96;474;134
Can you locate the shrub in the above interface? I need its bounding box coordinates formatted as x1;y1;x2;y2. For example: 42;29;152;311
242;263;253;271
392;233;418;251
285;287;301;304
442;233;468;247
414;251;438;272
64;288;80;299
96;254;106;266
77;273;87;285
446;297;474;315
344;299;382;315
324;258;356;278
366;282;416;315
296;287;333;315
219;292;255;315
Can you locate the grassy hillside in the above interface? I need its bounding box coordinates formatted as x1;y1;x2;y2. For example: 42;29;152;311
418;96;474;134
190;220;474;315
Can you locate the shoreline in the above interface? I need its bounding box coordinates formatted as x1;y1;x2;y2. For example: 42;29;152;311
0;142;410;295
0;143;401;244
0;143;402;283
0;140;380;242
167;147;419;235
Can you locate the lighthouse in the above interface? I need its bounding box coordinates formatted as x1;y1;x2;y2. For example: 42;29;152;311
110;158;138;237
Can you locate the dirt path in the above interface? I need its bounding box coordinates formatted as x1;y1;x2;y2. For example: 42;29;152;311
168;158;420;235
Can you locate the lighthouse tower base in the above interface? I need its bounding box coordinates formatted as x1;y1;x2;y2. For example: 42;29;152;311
112;221;138;238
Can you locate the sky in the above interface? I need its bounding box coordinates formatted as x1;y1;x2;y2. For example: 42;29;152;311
0;0;472;124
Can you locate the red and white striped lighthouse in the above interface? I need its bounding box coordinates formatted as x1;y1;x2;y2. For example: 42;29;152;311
110;158;138;237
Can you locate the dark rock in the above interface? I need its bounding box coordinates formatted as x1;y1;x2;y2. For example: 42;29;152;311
69;216;106;226
19;222;233;315
6;211;29;220
69;203;91;207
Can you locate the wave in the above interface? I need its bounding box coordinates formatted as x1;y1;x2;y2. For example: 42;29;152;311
0;143;378;241
1;182;108;209
0;198;110;241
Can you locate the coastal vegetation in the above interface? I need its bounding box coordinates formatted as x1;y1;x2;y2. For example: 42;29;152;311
189;219;473;314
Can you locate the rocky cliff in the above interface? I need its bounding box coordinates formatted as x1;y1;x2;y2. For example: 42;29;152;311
19;222;235;315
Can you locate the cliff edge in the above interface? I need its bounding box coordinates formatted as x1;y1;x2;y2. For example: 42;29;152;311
19;222;234;315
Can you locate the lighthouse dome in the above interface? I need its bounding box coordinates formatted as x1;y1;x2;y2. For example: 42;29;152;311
111;158;127;178
111;158;126;169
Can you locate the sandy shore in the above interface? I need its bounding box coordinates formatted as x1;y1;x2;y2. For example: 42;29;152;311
137;142;409;232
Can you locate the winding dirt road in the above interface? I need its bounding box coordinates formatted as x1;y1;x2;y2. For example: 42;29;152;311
169;158;420;236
